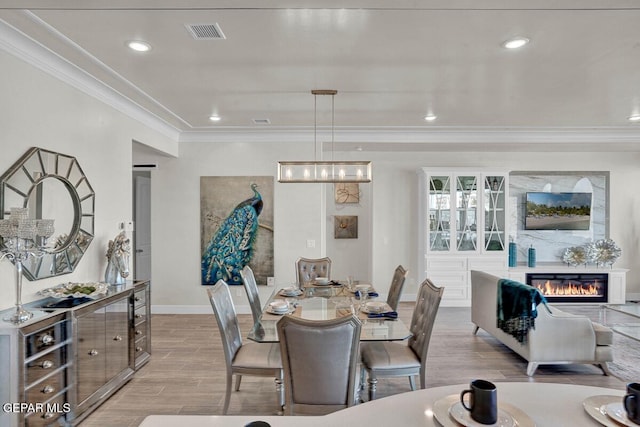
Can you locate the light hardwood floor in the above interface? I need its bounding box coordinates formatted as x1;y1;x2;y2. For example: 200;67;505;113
79;303;627;426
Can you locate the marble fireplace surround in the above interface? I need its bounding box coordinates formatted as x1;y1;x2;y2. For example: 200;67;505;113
509;171;609;264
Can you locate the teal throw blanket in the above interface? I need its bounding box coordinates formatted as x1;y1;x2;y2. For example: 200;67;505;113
497;279;548;344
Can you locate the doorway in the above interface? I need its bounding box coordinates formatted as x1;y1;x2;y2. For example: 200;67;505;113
133;172;151;281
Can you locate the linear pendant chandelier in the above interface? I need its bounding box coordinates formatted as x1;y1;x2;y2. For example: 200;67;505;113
277;90;372;183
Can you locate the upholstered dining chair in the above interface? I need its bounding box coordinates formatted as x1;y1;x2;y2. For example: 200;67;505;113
207;281;283;414
295;257;331;286
386;265;408;311
240;265;263;325
277;314;362;415
360;278;444;401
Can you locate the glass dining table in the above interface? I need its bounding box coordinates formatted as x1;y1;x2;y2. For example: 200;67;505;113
247;283;412;343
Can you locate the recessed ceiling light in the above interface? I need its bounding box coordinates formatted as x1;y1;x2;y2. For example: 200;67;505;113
209;115;221;122
503;37;530;49
629;115;640;122
424;114;437;122
127;40;151;52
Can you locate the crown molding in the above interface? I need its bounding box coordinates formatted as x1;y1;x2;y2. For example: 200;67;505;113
0;18;181;142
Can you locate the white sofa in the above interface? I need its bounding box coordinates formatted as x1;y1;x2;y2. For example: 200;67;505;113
470;270;613;376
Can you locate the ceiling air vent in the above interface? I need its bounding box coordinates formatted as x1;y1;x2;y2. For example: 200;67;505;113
185;23;226;40
253;119;271;125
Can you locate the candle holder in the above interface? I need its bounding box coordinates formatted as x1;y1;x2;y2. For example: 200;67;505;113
0;208;55;324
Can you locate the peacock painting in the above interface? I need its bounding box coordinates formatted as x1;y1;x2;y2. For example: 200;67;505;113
201;182;269;285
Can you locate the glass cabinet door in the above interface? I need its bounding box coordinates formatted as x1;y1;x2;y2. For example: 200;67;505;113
484;175;506;251
455;175;478;251
428;175;451;251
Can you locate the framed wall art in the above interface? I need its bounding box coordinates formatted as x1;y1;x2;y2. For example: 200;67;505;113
334;215;358;239
334;183;360;204
200;176;274;285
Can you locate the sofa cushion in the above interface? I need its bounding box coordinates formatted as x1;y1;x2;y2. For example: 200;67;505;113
592;322;614;346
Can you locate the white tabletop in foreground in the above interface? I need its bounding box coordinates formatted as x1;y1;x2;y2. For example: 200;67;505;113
139;382;625;427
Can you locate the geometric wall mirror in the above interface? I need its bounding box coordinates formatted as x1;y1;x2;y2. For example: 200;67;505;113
1;147;95;280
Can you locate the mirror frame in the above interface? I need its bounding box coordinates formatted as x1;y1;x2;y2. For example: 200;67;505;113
0;147;95;280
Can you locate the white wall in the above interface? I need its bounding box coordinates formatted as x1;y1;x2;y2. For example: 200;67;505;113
143;143;640;313
0;50;176;311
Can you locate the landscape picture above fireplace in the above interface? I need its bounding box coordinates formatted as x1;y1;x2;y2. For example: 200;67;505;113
525;192;592;231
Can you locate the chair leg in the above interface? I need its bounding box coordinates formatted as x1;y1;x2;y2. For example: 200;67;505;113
409;375;416;391
526;362;539;376
598;362;612;376
223;372;232;415
472;325;479;335
368;375;378;401
235;374;242;391
275;376;284;414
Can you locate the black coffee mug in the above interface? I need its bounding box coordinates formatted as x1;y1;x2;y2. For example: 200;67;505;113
460;379;498;425
624;383;640;424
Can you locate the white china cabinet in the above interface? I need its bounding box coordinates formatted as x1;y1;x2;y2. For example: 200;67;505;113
419;168;509;306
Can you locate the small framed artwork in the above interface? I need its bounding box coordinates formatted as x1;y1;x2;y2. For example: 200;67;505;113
334;215;358;239
334;183;360;204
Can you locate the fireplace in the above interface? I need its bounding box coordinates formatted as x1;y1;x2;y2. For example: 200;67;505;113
526;273;608;303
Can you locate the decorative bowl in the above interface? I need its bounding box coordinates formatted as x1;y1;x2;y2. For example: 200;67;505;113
315;277;330;285
38;282;109;299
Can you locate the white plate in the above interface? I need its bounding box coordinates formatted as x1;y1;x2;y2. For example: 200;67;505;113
360;303;391;314
364;301;386;313
604;402;636;426
38;282;109;299
279;287;302;296
449;401;515;427
265;307;292;315
583;395;625;427
432;395;535;427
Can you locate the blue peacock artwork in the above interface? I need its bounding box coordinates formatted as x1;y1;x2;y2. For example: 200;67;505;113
201;183;263;285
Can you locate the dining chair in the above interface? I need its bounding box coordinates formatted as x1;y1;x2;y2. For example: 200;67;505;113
386;264;408;311
206;280;283;414
360;277;444;401
240;265;263;325
277;314;362;415
295;256;331;286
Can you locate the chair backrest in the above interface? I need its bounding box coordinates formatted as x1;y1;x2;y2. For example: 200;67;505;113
408;278;444;368
207;280;243;375
240;265;262;325
386;265;408;311
295;257;331;286
277;314;361;415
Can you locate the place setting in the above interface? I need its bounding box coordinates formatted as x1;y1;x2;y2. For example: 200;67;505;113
264;300;297;316
583;382;640;426
432;380;535;427
278;285;303;297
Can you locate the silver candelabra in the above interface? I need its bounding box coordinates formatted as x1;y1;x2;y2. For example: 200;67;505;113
0;207;54;324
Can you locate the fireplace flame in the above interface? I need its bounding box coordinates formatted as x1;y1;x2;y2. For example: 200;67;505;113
536;280;601;296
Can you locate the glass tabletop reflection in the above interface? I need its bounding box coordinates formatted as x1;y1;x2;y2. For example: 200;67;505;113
247;284;412;343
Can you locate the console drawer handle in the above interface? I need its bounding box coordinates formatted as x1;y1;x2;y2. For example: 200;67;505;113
41;385;55;394
113;335;123;341
136;346;143;352
135;330;143;336
134;296;141;302
40;360;54;369
88;349;99;356
40;334;54;345
135;314;143;319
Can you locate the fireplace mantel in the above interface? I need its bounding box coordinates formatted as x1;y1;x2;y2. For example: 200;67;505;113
508;263;627;304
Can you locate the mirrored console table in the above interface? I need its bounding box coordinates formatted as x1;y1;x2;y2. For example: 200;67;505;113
0;280;150;427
